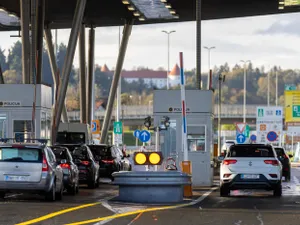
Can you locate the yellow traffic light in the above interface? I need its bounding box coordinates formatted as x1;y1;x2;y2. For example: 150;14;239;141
135;153;147;165
133;152;163;165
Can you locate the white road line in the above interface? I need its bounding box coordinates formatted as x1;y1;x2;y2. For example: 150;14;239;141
234;220;242;225
94;186;218;225
254;207;264;225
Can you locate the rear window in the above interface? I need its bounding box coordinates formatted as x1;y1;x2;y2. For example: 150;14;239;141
275;148;285;157
228;145;275;157
72;147;89;161
52;148;69;162
0;147;42;162
87;145;111;157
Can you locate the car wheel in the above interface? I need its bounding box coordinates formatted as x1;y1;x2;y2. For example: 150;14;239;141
88;179;96;189
56;182;64;201
220;185;230;197
45;183;56;202
273;182;282;197
129;165;132;171
286;173;291;182
68;184;77;195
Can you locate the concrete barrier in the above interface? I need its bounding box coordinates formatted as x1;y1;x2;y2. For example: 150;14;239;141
112;171;191;204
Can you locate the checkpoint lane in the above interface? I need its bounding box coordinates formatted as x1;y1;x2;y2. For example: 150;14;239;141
102;168;300;225
0;183;118;225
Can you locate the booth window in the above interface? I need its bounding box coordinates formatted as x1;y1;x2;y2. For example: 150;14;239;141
13;120;33;140
187;125;206;152
0;114;7;138
41;112;46;138
46;113;51;139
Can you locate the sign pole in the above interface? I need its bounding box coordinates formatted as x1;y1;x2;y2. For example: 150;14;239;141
179;52;192;197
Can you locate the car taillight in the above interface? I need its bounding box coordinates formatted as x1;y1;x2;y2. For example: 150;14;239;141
81;161;90;166
61;163;71;169
223;159;237;165
264;160;279;166
223;174;231;178
42;155;48;172
101;160;114;164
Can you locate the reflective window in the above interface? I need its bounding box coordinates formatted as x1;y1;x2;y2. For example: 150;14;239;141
41;112;46;138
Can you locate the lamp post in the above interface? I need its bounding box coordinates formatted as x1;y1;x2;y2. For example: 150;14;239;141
204;46;215;90
218;73;225;155
240;60;251;123
162;30;176;90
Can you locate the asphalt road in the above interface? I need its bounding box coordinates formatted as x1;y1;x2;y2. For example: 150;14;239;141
2;169;300;225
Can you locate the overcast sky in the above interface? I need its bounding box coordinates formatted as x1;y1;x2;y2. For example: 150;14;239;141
1;12;300;71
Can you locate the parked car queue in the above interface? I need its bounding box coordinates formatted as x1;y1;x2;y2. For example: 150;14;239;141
0;140;132;202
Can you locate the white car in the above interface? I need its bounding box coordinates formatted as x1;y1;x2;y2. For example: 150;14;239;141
220;144;282;197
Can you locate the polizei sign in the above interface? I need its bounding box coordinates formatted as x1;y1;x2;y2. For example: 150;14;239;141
0;101;21;107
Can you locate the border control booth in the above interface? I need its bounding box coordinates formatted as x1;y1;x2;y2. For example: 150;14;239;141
153;90;215;186
0;84;52;141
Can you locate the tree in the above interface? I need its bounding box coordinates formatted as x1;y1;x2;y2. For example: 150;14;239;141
0;47;8;72
7;41;22;80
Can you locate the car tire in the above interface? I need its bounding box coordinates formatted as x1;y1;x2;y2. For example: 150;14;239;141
129;165;132;171
220;185;230;197
68;184;77;195
88;179;96;189
45;183;56;202
56;182;64;201
273;182;282;197
286;173;291;182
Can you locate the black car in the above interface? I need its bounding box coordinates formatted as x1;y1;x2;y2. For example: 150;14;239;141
275;147;292;181
50;146;79;195
71;145;100;188
87;144;132;180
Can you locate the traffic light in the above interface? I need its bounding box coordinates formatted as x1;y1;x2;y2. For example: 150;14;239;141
144;116;152;129
133;152;164;165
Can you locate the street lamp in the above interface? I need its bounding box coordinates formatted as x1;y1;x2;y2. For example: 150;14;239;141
204;46;215;90
240;60;251;123
162;30;176;90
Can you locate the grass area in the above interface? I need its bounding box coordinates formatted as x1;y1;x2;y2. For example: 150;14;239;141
107;131;154;146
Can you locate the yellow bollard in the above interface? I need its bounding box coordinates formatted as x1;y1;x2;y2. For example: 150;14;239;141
181;161;193;197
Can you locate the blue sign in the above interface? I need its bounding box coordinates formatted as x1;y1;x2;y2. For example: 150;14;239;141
138;130;151;143
133;130;141;138
91;121;97;133
236;134;246;144
250;134;257;141
267;131;277;142
276;110;282;116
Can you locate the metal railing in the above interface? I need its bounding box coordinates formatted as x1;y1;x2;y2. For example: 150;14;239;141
67;104;274;120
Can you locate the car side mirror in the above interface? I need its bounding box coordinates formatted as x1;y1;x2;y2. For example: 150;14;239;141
217;156;225;161
60;159;67;164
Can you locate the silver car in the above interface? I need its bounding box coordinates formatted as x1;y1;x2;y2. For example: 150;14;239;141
0;143;64;201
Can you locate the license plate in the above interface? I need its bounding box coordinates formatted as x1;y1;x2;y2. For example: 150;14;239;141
241;174;260;179
5;175;28;182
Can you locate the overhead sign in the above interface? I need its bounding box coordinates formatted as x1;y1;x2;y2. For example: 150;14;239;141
138;130;151;143
0;101;21;107
236;134;246;144
256;106;283;144
285;90;300;122
113;121;123;134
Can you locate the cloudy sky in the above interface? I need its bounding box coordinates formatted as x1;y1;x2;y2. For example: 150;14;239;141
1;12;300;71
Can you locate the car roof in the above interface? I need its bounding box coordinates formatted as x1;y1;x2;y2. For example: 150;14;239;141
231;144;273;147
0;143;44;149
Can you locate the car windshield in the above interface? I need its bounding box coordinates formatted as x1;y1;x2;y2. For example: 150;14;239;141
0;147;42;162
227;145;275;157
88;145;112;160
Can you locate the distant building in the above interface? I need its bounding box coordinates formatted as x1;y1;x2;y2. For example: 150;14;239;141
99;64;180;89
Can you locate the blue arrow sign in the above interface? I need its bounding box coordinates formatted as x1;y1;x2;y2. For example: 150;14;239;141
236;134;246;144
91;121;97;133
133;130;141;138
138;130;151;143
267;131;277;142
250;134;257;142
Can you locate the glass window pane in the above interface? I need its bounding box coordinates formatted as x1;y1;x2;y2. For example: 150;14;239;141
46;113;51;139
41;112;46;138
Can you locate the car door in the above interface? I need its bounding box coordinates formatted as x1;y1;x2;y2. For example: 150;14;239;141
87;147;99;181
112;146;123;171
47;147;63;190
115;146;128;170
67;149;79;184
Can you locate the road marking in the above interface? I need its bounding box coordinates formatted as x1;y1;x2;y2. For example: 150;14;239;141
127;212;143;225
254;206;264;225
65;186;218;225
15;202;101;225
